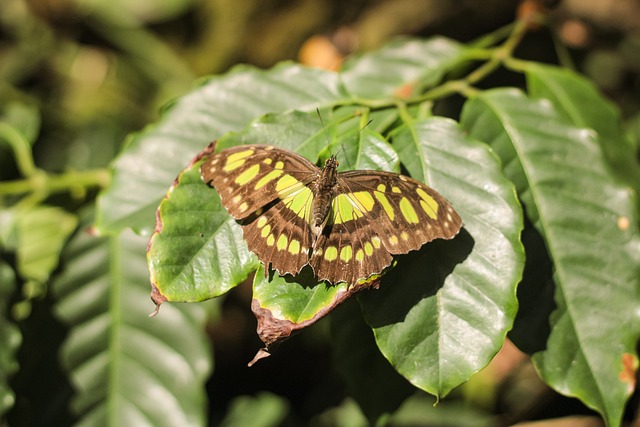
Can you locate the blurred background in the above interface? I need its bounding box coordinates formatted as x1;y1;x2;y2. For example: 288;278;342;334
2;0;640;425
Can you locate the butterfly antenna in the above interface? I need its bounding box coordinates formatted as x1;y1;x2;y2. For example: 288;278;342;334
316;108;334;157
339;117;373;170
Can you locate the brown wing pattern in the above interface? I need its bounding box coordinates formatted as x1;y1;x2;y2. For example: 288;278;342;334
339;171;462;252
310;220;393;285
241;187;315;277
200;144;318;219
309;170;462;284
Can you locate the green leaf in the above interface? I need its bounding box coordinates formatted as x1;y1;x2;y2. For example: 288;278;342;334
339;127;400;173
524;63;640;197
15;206;77;284
341;37;468;99
331;300;414;424
95;63;347;235
360;117;524;398
0;260;21;419
219;392;289;427
311;398;369;427
387;395;495;427
216;110;332;160
0;101;41;146
53;224;211;426
148;157;257;303
252;264;351;324
461;88;640;427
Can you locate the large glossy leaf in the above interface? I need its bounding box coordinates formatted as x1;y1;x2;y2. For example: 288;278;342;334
461;88;640;427
95;63;347;235
524;63;640;196
360;117;524;398
52;223;211;426
0;260;20;419
340;37;468;99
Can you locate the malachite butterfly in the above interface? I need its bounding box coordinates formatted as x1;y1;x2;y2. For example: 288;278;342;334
201;144;462;286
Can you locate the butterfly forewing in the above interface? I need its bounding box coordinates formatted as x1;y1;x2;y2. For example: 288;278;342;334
201;144;319;219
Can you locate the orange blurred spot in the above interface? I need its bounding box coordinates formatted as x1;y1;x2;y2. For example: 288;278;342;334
517;0;546;30
559;19;591;48
299;35;343;71
394;82;415;99
619;352;638;394
617;216;630;231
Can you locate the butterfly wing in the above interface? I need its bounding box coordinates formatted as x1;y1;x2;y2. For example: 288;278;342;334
201;144;319;276
310;170;462;284
201;144;319;219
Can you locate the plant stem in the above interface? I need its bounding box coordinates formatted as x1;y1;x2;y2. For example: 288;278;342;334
332;18;530;112
0;122;37;177
0;169;110;198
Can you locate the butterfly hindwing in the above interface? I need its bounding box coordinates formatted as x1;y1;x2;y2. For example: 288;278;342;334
241;183;315;277
310;220;393;285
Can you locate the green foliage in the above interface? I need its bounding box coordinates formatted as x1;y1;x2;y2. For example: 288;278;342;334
147;159;257;302
360;117;523;398
0;260;20;419
52;220;211;426
1;10;639;427
461;88;639;424
219;392;289;427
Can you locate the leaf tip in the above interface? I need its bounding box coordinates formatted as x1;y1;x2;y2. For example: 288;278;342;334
248;348;271;367
149;283;167;317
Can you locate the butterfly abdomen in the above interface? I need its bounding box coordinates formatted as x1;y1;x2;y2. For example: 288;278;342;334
311;156;339;232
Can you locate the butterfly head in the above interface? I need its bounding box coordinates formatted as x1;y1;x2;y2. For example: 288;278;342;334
325;155;339;170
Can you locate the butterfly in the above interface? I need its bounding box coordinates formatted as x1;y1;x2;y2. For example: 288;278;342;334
200;144;462;285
